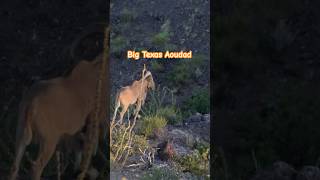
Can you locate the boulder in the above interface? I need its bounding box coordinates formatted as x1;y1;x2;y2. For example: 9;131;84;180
168;128;196;148
251;162;320;180
184;113;202;124
202;113;210;122
251;161;296;180
296;166;320;180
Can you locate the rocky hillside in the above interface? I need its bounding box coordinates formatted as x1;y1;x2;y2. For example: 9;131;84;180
109;0;210;179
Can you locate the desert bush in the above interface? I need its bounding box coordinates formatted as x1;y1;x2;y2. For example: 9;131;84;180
110;123;132;165
183;87;210;115
167;62;191;86
138;115;167;137
189;54;206;67
132;134;149;155
150;61;164;72
152;31;170;47
110;118;146;167
141;167;179;180
156;106;182;125
140;86;182;125
141;85;177;116
152;20;171;47
194;141;210;155
175;146;210;177
167;54;207;86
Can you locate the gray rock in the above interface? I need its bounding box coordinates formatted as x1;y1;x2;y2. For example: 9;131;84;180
296;166;320;180
251;162;320;180
168;129;196;148
186;113;202;123
202;114;210;122
272;161;296;180
251;161;296;180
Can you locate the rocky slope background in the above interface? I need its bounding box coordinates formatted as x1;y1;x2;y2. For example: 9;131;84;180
109;0;210;179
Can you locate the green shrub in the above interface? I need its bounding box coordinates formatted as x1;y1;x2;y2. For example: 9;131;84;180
167;54;207;86
152;20;171;47
138;86;181;127
156;106;182;125
142;86;176;116
189;54;206;67
110;124;131;162
132;134;149;154
141;167;179;180
167;62;191;86
176;147;210;177
183;88;210;115
111;124;149;167
150;61;164;72
152;31;170;47
139;115;167;137
194;141;210;155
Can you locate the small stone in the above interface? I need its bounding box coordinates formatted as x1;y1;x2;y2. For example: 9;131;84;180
187;113;202;122
202;114;210;122
185;134;196;148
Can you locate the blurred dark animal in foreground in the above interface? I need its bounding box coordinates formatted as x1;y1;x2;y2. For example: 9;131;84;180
8;43;108;180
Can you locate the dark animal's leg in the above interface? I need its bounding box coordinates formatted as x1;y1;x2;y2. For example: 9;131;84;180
56;151;61;180
8;124;32;180
32;138;58;180
74;151;82;171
